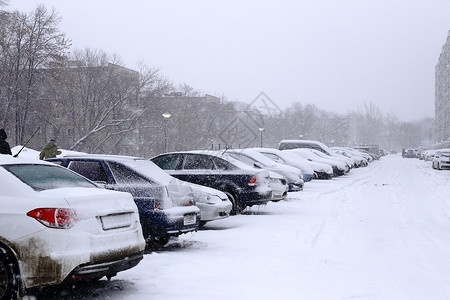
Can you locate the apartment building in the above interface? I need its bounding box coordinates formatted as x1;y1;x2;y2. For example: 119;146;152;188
436;31;450;145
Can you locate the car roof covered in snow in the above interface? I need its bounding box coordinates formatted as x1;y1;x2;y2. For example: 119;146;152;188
0;154;56;166
52;154;174;186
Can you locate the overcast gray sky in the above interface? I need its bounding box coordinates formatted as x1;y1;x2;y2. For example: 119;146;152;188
7;0;450;121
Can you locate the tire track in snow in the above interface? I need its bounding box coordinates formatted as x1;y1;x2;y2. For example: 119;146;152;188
300;156;450;299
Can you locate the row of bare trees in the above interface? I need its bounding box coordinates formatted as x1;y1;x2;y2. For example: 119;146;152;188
0;4;432;158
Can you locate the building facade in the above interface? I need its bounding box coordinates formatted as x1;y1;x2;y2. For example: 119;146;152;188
435;31;450;146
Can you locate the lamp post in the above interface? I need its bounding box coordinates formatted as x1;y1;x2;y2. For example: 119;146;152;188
299;134;303;139
259;128;264;148
162;113;171;152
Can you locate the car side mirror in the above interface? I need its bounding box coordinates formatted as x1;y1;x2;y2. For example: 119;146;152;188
95;181;107;188
254;163;262;169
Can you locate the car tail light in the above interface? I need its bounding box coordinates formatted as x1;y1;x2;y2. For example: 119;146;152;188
248;176;257;186
155;199;164;210
179;196;195;206
27;208;78;229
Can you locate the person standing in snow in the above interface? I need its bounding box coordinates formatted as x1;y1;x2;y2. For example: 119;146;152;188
0;128;12;155
39;138;62;160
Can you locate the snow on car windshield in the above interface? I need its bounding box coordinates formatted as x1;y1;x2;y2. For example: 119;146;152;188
120;159;173;186
2;164;97;191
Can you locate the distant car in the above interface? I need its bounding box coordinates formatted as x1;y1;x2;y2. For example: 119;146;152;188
402;149;416;158
285;148;348;177
151;151;273;214
424;149;437;161
271;148;333;179
47;155;202;245
331;147;368;167
353;145;381;159
0;155;145;299
279;140;355;168
222;149;304;192
250;148;315;182
432;149;450;170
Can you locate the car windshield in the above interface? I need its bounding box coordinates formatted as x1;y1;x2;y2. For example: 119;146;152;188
240;150;278;167
121;159;173;186
2;164;97;191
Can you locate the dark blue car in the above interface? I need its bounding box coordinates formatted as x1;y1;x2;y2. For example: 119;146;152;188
47;155;200;245
151;150;273;214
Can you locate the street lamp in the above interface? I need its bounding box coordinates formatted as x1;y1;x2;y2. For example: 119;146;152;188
162;113;171;152
259;128;264;148
299;134;303;139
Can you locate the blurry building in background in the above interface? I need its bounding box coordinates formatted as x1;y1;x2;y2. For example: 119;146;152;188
435;31;450;147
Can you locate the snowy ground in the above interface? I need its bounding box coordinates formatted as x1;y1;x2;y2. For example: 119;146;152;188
32;154;450;300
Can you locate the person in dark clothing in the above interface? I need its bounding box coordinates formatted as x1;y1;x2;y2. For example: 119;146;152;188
39;139;62;160
0;128;12;155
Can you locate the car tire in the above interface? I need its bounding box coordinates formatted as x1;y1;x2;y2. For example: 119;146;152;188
0;248;19;300
223;192;242;215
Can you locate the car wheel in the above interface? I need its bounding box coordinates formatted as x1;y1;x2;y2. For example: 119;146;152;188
0;248;18;300
223;192;242;215
153;236;170;246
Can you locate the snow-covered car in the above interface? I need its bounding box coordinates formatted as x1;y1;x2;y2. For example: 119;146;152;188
432;149;450;170
250;147;315;182
47;155;201;245
273;148;333;179
151;151;273;214
286;148;348;177
185;182;232;226
267;171;289;201
402;148;416;158
279;139;355;168
332;147;369;167
352;148;374;162
309;149;351;173
424;149;438;161
0;155;145;299
223;149;304;192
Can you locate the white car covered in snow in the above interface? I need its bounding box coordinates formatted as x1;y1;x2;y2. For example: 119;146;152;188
286;148;348;177
279;139;355;168
185;182;233;225
432;149;450;170
332;147;369;167
250;147;316;182
0;155;145;299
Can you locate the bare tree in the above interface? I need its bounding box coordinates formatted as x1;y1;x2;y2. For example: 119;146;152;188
177;83;201;97
37;48;142;154
0;5;69;144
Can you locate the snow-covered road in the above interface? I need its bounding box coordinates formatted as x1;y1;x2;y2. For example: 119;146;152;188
35;154;450;300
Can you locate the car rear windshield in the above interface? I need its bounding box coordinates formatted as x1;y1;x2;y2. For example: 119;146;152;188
2;164;97;191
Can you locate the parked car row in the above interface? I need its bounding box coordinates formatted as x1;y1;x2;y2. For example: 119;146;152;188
151;140;375;214
403;147;450;171
1;140;376;298
1;152;234;298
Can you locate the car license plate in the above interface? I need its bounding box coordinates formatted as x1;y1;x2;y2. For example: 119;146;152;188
184;214;196;225
100;213;132;230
